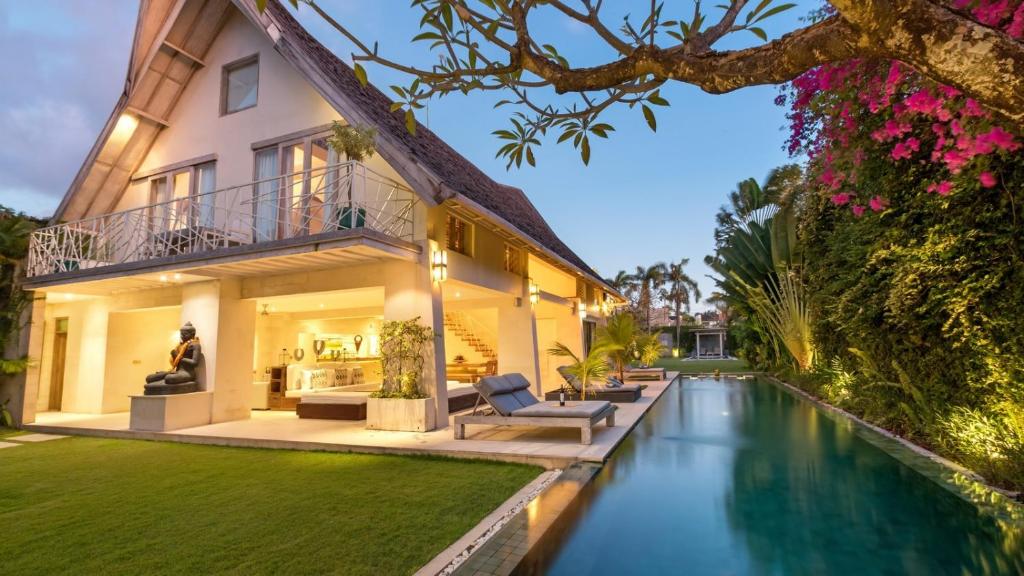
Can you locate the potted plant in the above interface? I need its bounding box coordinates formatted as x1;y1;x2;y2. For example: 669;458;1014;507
365;317;437;431
326;122;377;230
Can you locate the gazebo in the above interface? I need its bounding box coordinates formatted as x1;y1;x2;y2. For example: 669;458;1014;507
691;327;728;359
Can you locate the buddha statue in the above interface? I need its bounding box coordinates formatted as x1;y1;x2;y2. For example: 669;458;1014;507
144;322;202;395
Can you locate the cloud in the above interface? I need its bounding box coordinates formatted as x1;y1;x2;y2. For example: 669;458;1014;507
0;1;135;218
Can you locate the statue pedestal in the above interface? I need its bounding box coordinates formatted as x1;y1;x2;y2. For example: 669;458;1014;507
130;391;213;432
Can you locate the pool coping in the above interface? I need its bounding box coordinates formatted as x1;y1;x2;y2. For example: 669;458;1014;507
764;374;1024;526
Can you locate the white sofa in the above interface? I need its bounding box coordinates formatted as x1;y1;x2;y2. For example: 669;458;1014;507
284;364;377;398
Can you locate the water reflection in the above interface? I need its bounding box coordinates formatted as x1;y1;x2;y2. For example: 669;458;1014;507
521;378;1023;575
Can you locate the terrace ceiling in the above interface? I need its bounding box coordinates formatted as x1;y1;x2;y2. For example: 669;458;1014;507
56;0;233;221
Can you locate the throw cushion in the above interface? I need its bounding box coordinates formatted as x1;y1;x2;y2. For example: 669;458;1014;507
334;368;351;387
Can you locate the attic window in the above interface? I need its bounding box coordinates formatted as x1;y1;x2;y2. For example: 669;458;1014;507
221;54;259;115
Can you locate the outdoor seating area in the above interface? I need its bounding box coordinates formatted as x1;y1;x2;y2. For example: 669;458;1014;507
25;373;678;468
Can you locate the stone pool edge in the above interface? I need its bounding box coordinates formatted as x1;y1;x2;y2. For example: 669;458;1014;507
764;374;1024;524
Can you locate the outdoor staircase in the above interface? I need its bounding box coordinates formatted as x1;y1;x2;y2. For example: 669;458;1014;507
444;312;497;383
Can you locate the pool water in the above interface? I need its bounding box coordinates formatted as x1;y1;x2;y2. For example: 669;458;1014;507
516;377;1023;575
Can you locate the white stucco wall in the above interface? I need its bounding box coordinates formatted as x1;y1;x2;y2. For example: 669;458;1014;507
116;8;409;213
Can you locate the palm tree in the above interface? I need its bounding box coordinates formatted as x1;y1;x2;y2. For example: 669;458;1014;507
547;341;620;399
596;312;638;381
714;164;802;249
629;263;667;332
659;259;701;350
705;291;732;325
604;270;638;312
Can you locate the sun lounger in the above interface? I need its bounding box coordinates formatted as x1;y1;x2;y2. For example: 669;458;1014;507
623;367;667;381
454;373;616;445
544;366;642;403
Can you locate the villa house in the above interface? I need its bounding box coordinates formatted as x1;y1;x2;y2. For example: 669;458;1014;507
13;0;619;432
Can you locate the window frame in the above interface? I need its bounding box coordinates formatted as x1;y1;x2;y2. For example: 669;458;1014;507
446;214;473;256
146;160;217;231
221;54;260;116
503;243;521;274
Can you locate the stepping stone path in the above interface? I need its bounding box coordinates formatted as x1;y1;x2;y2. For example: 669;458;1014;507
9;433;67;443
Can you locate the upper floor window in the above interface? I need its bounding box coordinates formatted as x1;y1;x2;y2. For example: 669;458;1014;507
222;54;259;115
504;244;521;274
446;214;472;256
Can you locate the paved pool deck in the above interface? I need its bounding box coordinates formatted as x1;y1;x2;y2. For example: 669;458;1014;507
25;374;677;468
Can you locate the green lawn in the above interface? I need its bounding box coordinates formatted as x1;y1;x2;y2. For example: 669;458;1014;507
0;436;540;575
653;358;752;374
0;426;25;439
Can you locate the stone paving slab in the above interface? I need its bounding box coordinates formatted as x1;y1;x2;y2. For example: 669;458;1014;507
10;433;68;443
0;441;21;449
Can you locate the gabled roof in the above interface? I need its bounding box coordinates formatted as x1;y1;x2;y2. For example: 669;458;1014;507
252;1;607;287
53;0;612;293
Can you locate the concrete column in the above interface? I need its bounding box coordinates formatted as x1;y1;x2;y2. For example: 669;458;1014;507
65;297;111;413
181;279;256;423
695;333;700;358
498;278;541;395
719;332;724;358
383;257;447;428
5;295;45;425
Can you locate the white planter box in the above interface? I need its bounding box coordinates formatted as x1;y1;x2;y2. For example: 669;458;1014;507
365;397;437;432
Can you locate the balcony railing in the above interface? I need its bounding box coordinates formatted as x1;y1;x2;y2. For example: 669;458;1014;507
28;162;417;278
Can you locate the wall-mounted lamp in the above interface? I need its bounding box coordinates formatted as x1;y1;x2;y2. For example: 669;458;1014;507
528;279;539;305
577;300;587;319
431;250;448;282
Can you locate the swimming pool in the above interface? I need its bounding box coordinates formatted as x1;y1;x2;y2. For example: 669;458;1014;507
516;377;1023;575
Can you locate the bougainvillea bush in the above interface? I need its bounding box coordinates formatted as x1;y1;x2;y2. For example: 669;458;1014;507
776;2;1024;490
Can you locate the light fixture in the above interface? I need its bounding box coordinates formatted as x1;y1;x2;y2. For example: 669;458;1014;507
455;291;461;298
577;300;587;319
528;279;539;305
159;274;168;282
260;304;270;317
431;250;448;282
319;303;325;309
173;273;181;281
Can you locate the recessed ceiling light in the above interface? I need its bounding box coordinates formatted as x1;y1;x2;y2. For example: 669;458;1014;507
159;274;168;282
173;273;181;281
455;291;461;298
319;303;324;308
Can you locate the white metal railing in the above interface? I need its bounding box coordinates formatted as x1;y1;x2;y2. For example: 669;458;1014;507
27;162;417;277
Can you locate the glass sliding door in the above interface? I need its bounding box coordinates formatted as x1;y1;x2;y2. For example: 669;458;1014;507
253;148;280;242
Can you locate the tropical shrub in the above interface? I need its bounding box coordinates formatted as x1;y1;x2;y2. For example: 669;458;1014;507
774;4;1024;489
597;312;638;381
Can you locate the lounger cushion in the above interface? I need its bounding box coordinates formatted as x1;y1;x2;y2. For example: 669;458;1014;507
557;366;583;392
605;377;624;388
501;374;539;407
511;389;539;407
475;376;524;416
476;375;516;397
512;400;611;418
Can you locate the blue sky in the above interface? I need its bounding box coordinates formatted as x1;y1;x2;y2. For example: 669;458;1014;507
0;1;812;310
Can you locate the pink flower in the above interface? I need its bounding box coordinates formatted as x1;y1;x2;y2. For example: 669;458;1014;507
831;193;852;206
979;172;997;188
1009;4;1024;39
869;196;888;212
938;85;961;99
905;89;941;115
852;205;866;217
936;181;954;196
977;126;1021;152
962;98;987;118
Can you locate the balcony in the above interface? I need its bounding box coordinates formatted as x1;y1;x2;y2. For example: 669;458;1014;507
27;162;418;283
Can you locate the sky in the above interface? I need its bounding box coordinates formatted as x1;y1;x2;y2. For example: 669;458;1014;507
0;0;813;311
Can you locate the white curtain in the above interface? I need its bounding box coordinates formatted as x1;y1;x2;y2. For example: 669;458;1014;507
196;163;216;228
254;149;279;242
